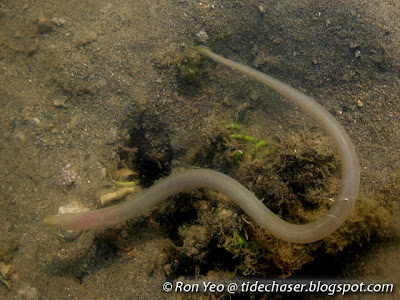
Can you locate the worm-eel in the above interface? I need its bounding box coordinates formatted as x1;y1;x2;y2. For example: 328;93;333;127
44;46;360;243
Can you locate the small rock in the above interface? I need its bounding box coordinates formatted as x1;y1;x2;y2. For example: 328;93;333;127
325;19;331;27
169;136;184;155
26;117;41;126
59;168;79;186
97;78;108;87
53;96;68;108
349;42;360;50
37;17;53;34
249;90;262;101
50;17;65;27
195;30;209;43
115;168;137;180
371;53;384;64
106;128;118;145
70;115;80;128
100;167;107;178
76;31;98;47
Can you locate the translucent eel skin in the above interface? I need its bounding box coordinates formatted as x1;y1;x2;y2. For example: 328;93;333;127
44;46;360;244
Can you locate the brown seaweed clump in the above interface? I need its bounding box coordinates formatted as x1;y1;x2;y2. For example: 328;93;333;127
156;123;393;278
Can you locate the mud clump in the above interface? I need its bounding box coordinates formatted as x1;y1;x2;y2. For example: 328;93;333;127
178;225;211;261
153;46;207;94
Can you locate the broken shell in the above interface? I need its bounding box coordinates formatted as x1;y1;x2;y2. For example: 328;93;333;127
0;262;14;289
115;168;137;180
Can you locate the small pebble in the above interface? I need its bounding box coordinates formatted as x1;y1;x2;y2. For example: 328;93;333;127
53;96;68;108
196;30;209;43
50;17;65;27
37;17;53;34
100;167;107;178
249;90;262;101
106;128;118;145
349;42;360;50
26;117;41;126
371;53;384;64
76;31;98;46
169;137;183;154
59;168;79;186
115;168;137;180
97;78;108;87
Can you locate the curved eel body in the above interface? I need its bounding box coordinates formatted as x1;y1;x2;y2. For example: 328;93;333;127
44;46;360;244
